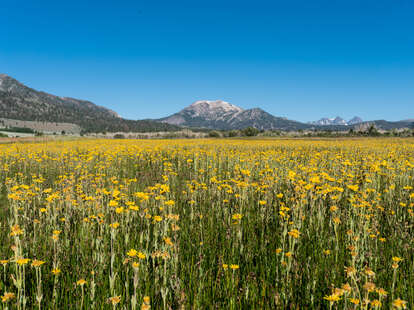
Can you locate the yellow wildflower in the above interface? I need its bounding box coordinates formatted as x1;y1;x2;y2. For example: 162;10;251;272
288;229;300;239
77;279;87;286
31;259;46;267
371;299;381;307
324;294;341;302
127;249;138;257
16;258;30;266
349;298;360;305
232;213;243;220
1;292;15;303
108;296;121;305
10;224;23;236
137;252;146;259
392;298;407;309
0;259;9;265
110;222;120;229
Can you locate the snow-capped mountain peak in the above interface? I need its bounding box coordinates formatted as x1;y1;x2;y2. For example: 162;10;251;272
310;116;363;126
158;100;305;130
185;100;244;117
348;116;363;125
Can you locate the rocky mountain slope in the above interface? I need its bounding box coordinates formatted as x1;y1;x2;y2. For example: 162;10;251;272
0;74;180;133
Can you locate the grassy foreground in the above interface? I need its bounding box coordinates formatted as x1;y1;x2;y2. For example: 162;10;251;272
0;138;413;309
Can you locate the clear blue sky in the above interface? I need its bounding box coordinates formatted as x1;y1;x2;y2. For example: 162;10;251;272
1;0;413;122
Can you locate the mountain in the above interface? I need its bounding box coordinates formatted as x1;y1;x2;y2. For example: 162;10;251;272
0;74;180;133
159;101;414;131
310;116;363;126
348;116;363;125
356;120;414;131
158;100;310;130
310;117;345;126
159;100;243;127
225;108;310;131
310;117;333;126
1;74;411;133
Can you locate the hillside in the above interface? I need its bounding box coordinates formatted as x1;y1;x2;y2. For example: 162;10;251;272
0;74;181;133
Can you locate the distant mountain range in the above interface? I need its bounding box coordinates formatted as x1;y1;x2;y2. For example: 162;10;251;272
158;100;309;130
0;74;413;133
0;74;180;133
158;100;413;131
309;116;363;126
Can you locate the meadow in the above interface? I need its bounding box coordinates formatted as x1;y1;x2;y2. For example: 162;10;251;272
0;138;412;309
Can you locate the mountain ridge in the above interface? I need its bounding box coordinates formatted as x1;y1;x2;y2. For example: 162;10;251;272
0;74;181;133
158;100;310;130
310;116;363;126
0;74;412;133
159;100;413;131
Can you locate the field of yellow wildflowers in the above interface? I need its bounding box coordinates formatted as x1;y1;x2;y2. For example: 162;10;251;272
0;138;413;309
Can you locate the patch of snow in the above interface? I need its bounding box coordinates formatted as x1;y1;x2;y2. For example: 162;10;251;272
183;100;244;120
189;100;244;113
